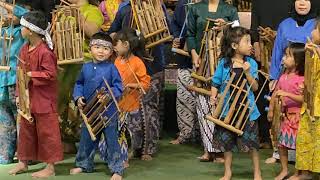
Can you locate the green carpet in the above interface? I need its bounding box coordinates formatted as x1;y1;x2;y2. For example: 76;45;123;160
0;139;294;180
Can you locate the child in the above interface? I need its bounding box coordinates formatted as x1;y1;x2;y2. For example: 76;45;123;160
69;32;124;180
210;26;262;180
0;0;29;164
99;0;128;31
294;17;320;180
267;43;305;180
8;11;63;178
113;28;150;166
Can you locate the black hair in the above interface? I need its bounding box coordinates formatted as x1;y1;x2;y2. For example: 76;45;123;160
287;42;305;76
220;26;251;66
90;32;112;43
113;27;146;60
22;10;48;31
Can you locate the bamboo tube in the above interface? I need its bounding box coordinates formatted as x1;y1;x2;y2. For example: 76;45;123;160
206;115;243;135
188;85;211;96
212;73;236;118
224;79;247;124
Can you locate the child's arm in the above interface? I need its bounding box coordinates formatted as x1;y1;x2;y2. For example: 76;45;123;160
211;60;224;105
134;60;151;92
243;61;259;91
110;65;123;99
73;67;85;102
28;53;57;86
276;90;304;103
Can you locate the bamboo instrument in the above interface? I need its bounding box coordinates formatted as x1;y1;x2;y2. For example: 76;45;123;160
79;80;120;141
130;0;173;49
258;26;276;74
238;0;252;12
52;5;84;65
206;70;269;135
16;56;33;122
0;1;15;71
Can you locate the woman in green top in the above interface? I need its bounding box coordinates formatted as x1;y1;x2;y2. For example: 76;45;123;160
185;0;239;162
58;0;104;153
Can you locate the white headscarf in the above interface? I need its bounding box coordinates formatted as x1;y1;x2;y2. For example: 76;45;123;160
20;16;53;50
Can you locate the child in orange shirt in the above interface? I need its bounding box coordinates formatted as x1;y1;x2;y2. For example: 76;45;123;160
113;28;150;167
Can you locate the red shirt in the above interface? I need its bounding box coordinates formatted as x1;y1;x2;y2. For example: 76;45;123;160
18;42;58;114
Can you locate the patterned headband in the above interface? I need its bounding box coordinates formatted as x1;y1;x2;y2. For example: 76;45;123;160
89;39;113;49
20;17;53;50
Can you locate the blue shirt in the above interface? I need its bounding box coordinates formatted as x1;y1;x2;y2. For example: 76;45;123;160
270;17;315;80
211;57;260;121
0;5;28;88
73;61;123;117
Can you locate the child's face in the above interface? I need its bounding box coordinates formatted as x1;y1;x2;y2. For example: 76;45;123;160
90;45;113;62
311;24;320;44
283;48;295;69
295;0;311;16
113;40;129;57
235;34;252;56
21;26;31;39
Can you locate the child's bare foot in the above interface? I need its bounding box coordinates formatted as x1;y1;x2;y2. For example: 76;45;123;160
220;170;232;180
8;161;28;175
141;154;153;161
254;171;263;180
110;173;122;180
169;139;181;145
198;152;212;162
265;157;277;164
31;164;55;178
123;161;129;168
275;170;288;180
70;167;83;175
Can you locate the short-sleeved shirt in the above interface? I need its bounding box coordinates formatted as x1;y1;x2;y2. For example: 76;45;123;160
211;57;260;121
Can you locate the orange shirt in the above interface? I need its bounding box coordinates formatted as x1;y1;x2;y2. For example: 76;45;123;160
115;55;150;112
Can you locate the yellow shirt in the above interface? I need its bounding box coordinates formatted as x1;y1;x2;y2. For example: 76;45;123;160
80;3;104;59
302;51;320;117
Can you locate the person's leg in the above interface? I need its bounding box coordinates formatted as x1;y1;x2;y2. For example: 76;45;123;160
171;69;196;144
275;147;289;180
9;115;37;175
220;151;232;180
0;95;17;164
70;123;100;174
141;72;162;160
251;149;262;180
32;113;63;178
103;117;124;179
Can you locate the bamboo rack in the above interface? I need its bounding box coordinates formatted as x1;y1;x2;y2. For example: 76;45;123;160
79;79;121;141
206;70;269;135
258;26;276;74
130;0;173;49
16;56;33;122
51;5;84;65
0;0;15;71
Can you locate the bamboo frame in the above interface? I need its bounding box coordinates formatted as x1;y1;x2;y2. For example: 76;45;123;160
79;79;120;141
130;0;173;49
258;26;276;74
16;57;33;122
0;0;15;71
304;47;320;118
190;19;223;91
51;5;84;65
206;70;269;135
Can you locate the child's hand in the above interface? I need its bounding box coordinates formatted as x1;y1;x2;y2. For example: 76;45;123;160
191;50;200;68
26;72;32;77
269;80;277;91
77;97;86;109
15;97;19;108
213;18;226;30
210;96;217;106
276;90;288;97
242;61;251;74
267;111;273;122
172;38;181;48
